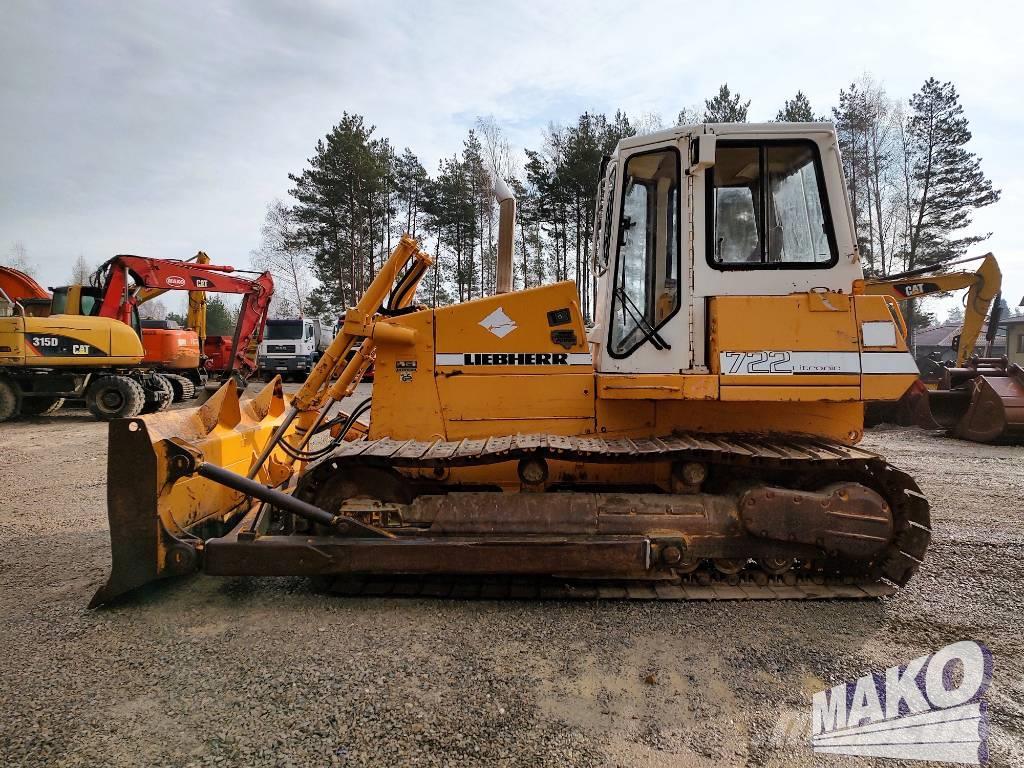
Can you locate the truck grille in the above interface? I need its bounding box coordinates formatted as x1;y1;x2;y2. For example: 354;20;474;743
267;344;295;353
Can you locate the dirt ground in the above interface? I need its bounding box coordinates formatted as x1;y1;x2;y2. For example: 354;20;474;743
1;391;1022;767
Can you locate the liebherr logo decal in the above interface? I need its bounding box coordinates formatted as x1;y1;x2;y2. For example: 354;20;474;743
478;307;518;338
436;352;592;366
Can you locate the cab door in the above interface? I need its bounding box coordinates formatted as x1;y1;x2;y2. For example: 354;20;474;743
593;139;690;374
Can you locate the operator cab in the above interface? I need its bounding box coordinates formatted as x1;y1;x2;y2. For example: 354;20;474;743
591;122;860;375
50;284;144;338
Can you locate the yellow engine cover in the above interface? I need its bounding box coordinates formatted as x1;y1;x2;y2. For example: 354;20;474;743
0;314;144;367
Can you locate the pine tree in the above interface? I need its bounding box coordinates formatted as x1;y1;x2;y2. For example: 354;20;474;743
776;91;815;122
393;148;429;238
423;155;476;304
461;130;491;298
205;296;234;335
704;84;750;122
288;113;388;314
905;78;1001;269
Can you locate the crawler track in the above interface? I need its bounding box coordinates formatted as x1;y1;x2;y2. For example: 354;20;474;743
293;431;932;600
326;575;899;600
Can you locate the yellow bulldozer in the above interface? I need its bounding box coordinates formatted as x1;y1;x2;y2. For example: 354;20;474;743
92;122;933;606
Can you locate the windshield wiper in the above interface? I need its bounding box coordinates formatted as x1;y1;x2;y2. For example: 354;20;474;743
613;286;671;351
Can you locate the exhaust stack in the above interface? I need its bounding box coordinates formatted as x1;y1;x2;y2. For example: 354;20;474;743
494;177;515;294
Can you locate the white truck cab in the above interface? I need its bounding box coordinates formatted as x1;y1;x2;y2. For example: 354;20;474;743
257;317;326;381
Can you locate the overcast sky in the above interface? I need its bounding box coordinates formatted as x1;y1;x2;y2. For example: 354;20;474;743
2;0;1021;318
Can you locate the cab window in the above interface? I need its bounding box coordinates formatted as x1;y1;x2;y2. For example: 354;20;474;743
608;147;680;358
708;140;836;268
50;288;69;314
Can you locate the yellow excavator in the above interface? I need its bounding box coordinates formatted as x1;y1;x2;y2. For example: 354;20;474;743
0;265;170;420
864;253;1024;442
92;122;932;607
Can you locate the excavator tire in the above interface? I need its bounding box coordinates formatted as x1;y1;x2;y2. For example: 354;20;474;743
85;376;145;421
0;376;22;422
20;397;65;417
141;375;174;414
160;373;196;402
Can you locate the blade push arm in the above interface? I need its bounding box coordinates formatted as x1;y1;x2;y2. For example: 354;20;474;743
245;235;432;478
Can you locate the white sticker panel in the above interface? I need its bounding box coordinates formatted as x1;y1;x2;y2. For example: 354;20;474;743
862;321;898;347
861;352;919;374
720;350;919;376
719;351;861;375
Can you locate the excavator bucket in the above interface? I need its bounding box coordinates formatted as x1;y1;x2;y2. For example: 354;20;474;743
927;361;1024;444
90;377;299;607
865;379;942;429
951;366;1024;443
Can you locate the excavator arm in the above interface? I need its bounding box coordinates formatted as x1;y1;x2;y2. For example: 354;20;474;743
863;253;1002;366
135;251;211;348
0;265;50;302
863;254;1023;442
92;255;274;379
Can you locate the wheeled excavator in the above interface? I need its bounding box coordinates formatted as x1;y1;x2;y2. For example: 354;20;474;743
863;253;1023;442
92;123;931;606
0;265;163;420
0;256;273;421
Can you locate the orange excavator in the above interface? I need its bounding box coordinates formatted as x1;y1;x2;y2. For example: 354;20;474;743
132;251;275;398
0;265;50;311
67;255;275;389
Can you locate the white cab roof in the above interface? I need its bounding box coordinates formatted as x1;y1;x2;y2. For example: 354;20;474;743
616;122;837;153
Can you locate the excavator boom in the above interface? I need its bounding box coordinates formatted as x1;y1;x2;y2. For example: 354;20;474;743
91;255;274;379
863;253;1001;366
0;265;49;302
136;251;211;349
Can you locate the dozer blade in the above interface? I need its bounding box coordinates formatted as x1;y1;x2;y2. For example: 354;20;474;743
90;377;299;607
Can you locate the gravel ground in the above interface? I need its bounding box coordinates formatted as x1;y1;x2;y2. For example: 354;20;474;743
1;392;1022;767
